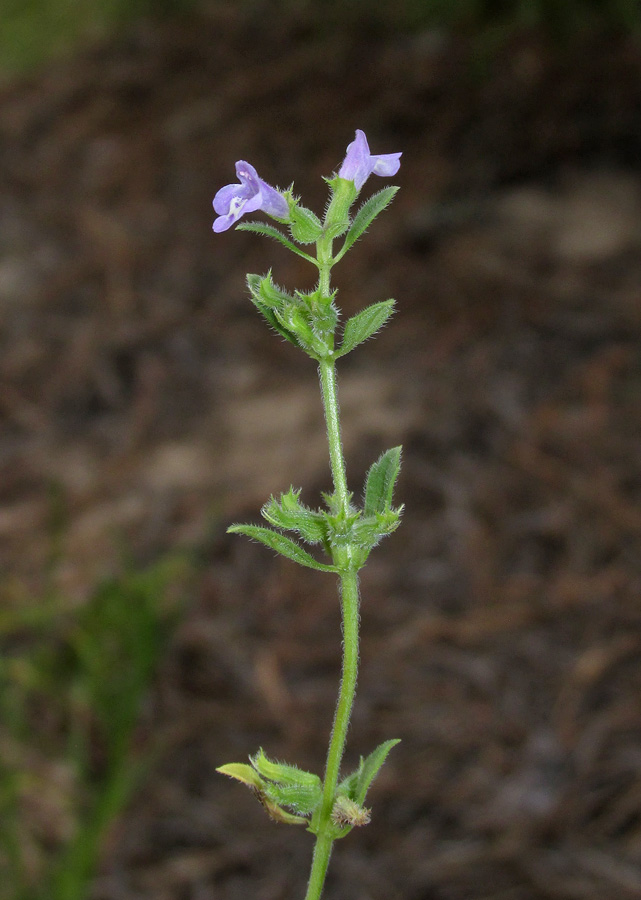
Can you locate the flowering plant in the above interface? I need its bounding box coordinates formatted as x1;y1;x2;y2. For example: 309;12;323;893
213;130;403;900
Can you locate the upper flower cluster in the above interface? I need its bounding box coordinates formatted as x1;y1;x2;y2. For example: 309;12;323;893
212;130;401;233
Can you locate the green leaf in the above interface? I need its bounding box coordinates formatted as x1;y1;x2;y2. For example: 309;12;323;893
296;288;339;339
246;271;290;309
246;273;333;360
355;739;401;804
322;507;362;549
336;299;395;357
273;304;331;359
337;768;359;802
250;751;322;816
350;508;403;552
334;186;399;262
237;221;317;264
261;489;328;545
289;205;323;244
264;781;321;816
217;761;308;825
251;749;321;789
339;739;401;806
251;298;302;347
324;176;359;239
261;805;308;826
216;763;263;790
227;524;338;573
246;273;301;347
364;446;402;516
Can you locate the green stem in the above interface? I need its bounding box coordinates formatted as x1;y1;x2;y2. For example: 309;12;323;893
305;258;361;897
305;569;360;900
318;360;349;515
304;832;334;900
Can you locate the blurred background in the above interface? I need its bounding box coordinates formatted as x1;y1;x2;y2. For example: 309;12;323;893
1;1;641;898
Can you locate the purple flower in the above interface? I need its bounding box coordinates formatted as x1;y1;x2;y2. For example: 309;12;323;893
338;130;402;191
213;161;289;233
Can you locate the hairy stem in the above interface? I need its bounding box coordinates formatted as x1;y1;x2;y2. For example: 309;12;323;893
304;832;334;900
318;360;349;515
305;248;361;897
304;568;359;900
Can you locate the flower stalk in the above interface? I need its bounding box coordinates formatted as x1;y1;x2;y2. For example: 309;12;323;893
213;130;403;900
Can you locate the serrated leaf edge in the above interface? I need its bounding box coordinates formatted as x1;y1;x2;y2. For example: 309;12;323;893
336;299;395;357
227;524;338;573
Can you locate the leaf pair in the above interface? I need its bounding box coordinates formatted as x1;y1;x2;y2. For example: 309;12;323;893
218;741;400;834
229;447;402;574
329;739;400;837
237;184;397;264
308;739;401;837
229;485;339;574
217;750;322;826
247;272;337;360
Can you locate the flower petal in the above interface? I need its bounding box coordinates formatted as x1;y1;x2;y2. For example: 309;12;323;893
371;152;402;178
338;130;401;191
242;193;263;215
213;182;245;215
235;160;260;184
338;129;372;190
212;212;235;232
258;183;289;219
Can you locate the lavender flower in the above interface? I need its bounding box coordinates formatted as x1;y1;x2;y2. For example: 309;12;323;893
213;161;289;233
338;130;401;192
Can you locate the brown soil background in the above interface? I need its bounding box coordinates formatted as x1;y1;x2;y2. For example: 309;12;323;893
2;7;641;899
